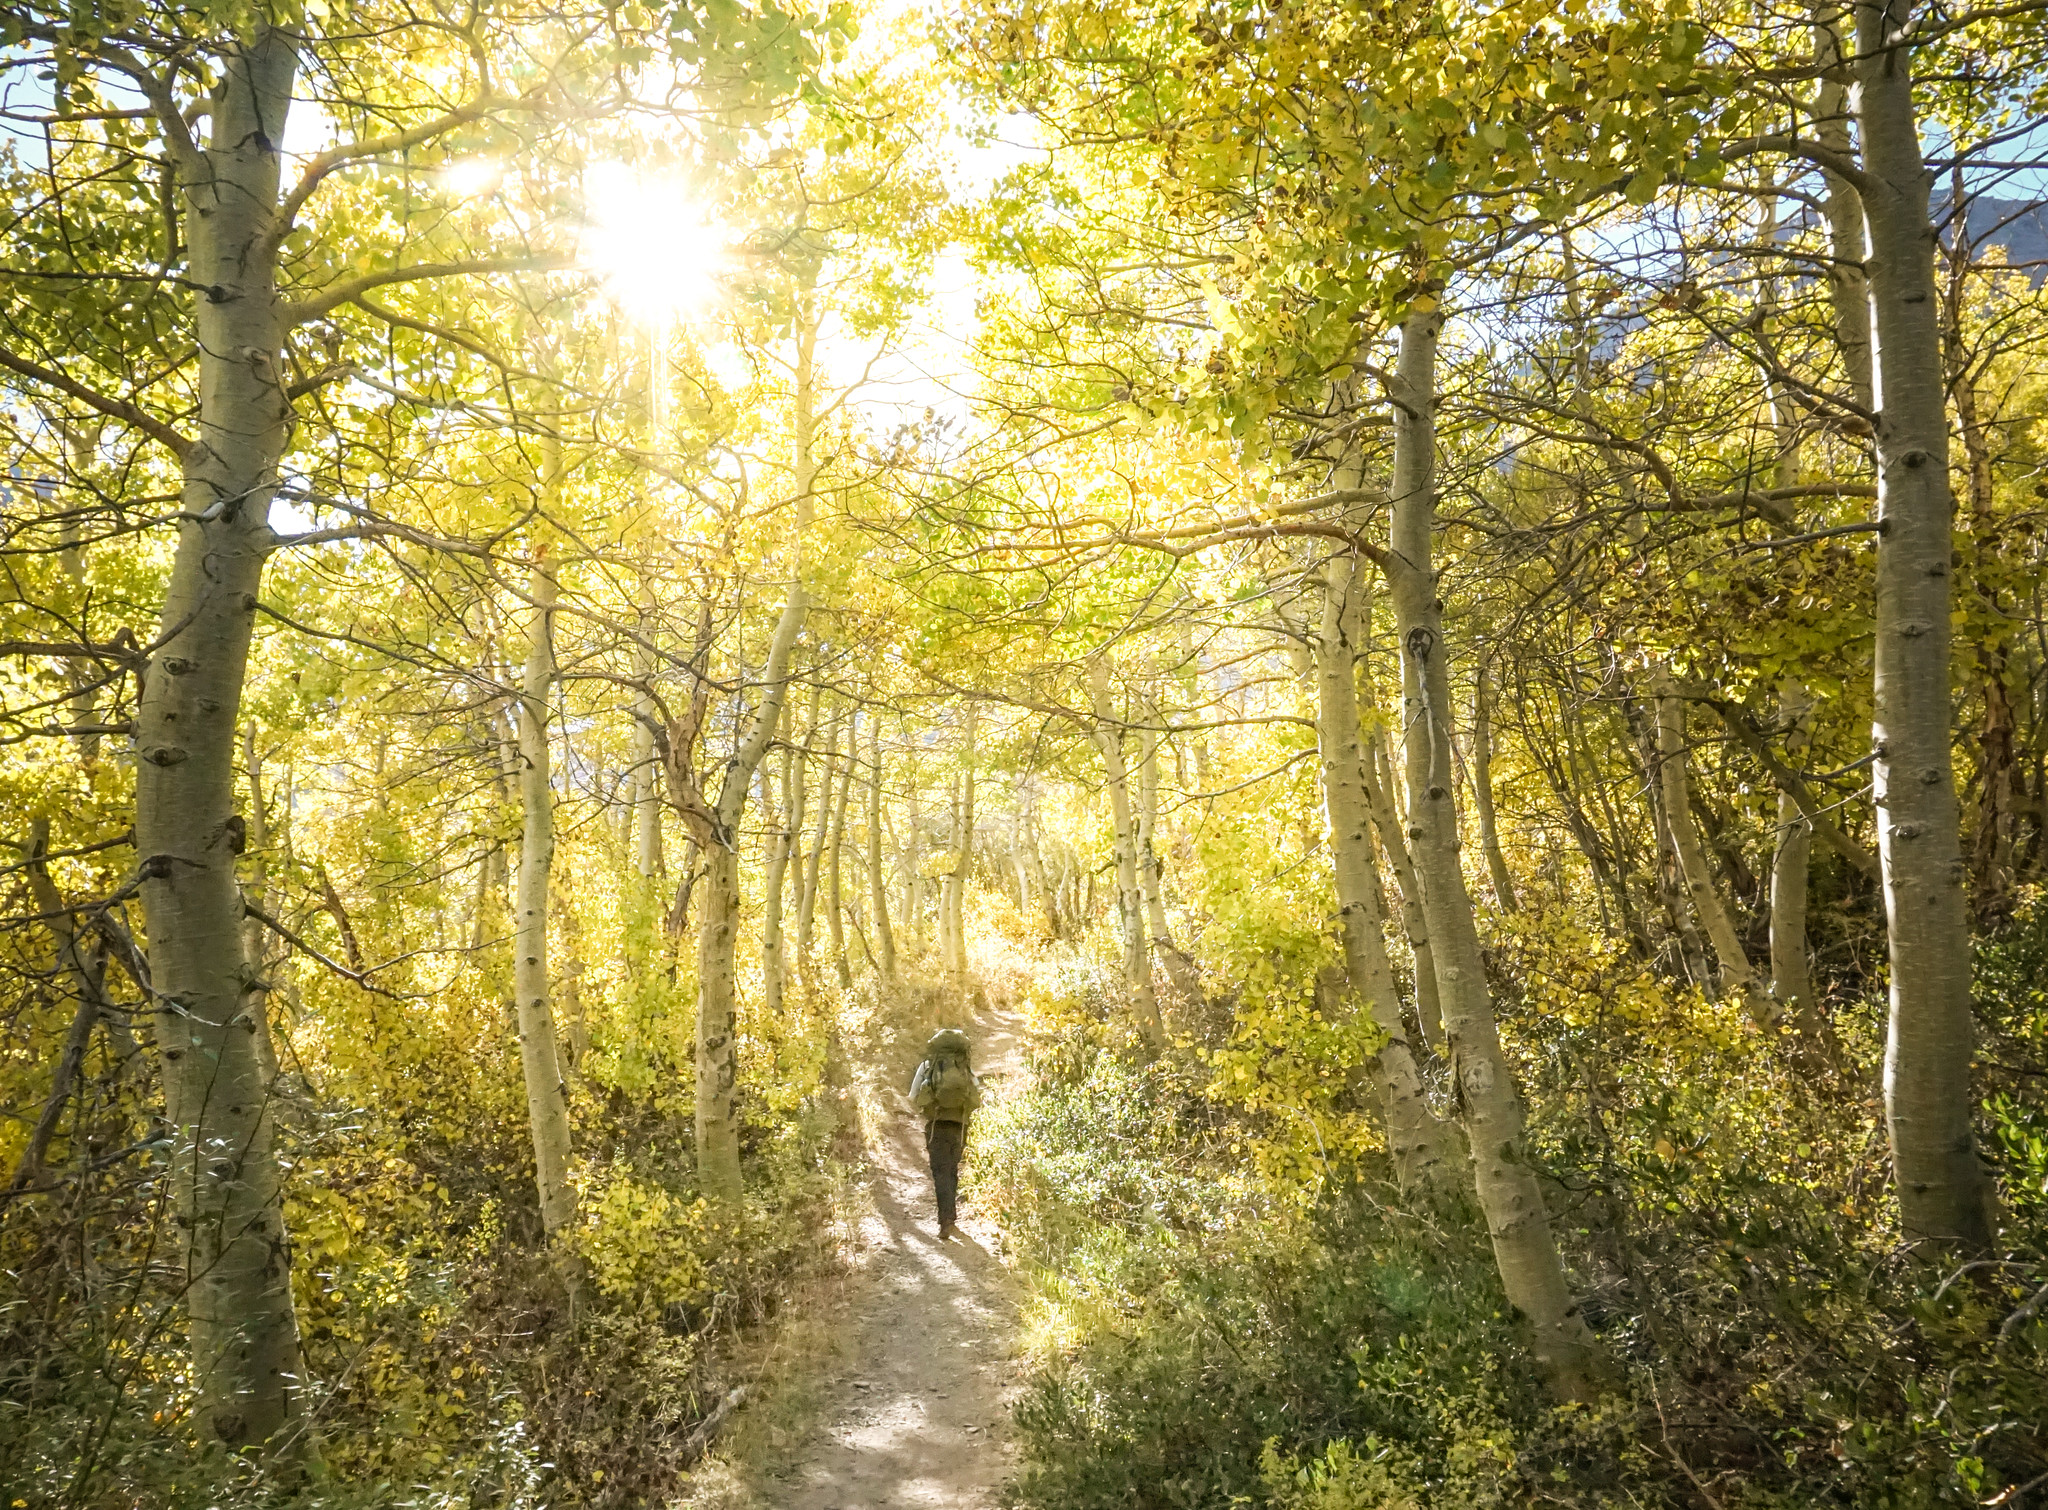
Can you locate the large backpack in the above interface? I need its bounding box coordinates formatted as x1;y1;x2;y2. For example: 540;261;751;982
914;1028;981;1121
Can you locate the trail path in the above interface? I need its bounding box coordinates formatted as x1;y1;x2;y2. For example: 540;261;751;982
771;1004;1028;1509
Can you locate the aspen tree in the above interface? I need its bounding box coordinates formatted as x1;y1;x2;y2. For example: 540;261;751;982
680;310;814;1198
1135;708;1202;1004
868;713;898;978
827;728;854;989
126;30;312;1450
1649;664;1780;1027
1851;0;1996;1251
1770;682;1821;1037
1088;658;1165;1048
763;740;797;1018
1470;656;1518;913
514;540;575;1240
798;719;836;985
1382;303;1609;1403
1314;559;1455;1190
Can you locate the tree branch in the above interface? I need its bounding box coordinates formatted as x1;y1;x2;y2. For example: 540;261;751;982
0;347;192;458
274;94;520;237
283;252;573;326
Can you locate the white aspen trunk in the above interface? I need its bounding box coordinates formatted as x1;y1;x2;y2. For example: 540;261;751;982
1649;665;1779;1026
1770;681;1820;1034
827;734;854;989
1383;305;1608;1403
1853;0;1994;1250
797;721;835;987
939;772;962;974
632;634;663;883
1316;560;1456;1190
515;553;575;1240
693;304;812;1203
132;30;309;1452
868;714;897;978
1348;570;1440;1031
1136;714;1203;1004
1758;183;1803;492
1652;775;1714;987
944;705;978;988
903;764;923;942
1814;1;1875;413
1363;715;1444;1049
1088;659;1165;1047
1021;791;1061;939
781;683;817;998
762;742;794;1020
1471;656;1519;912
695;841;745;1198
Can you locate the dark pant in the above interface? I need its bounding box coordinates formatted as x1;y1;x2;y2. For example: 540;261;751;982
925;1118;965;1228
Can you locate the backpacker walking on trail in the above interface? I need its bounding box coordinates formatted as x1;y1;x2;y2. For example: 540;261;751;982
908;1028;982;1240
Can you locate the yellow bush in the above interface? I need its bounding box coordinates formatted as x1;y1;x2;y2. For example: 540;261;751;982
572;1169;714;1313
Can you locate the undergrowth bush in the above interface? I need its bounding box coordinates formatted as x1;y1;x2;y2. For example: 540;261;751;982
981;899;2048;1510
0;1010;852;1510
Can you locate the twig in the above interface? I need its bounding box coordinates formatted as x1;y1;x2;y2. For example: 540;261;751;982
1654;1386;1726;1510
244;903;404;998
1998;1276;2048;1348
1982;1467;2048;1507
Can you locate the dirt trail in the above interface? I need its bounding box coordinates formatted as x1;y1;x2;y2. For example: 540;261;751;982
771;1004;1028;1509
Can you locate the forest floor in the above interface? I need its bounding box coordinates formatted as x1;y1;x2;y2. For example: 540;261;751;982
684;996;1029;1509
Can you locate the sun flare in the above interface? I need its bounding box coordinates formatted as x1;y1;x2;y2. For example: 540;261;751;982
580;162;731;327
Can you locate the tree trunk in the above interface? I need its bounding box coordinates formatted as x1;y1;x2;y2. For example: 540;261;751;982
797;720;835;989
943;704;978;990
1365;719;1444;1049
1315;562;1456;1190
1471;657;1518;912
515;555;575;1240
1088;659;1165;1047
1020;787;1061;939
763;741;795;1020
1383;303;1608;1403
1814;1;1875;416
132;29;309;1453
632;634;664;883
695;841;746;1200
867;714;897;978
1769;681;1823;1043
903;762;923;942
938;773;960;970
11;820;108;1192
1136;712;1204;1003
692;302;813;1202
692;592;806;1202
827;733;854;989
1650;667;1780;1025
1854;0;1994;1251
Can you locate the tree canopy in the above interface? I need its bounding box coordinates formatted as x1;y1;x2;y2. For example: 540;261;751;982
2;0;2046;1501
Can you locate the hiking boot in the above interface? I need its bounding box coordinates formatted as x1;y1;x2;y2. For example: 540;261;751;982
939;1222;960;1241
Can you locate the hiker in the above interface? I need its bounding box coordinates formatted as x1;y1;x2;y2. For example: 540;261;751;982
908;1027;982;1240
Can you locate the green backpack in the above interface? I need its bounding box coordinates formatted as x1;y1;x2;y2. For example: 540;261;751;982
914;1028;981;1121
